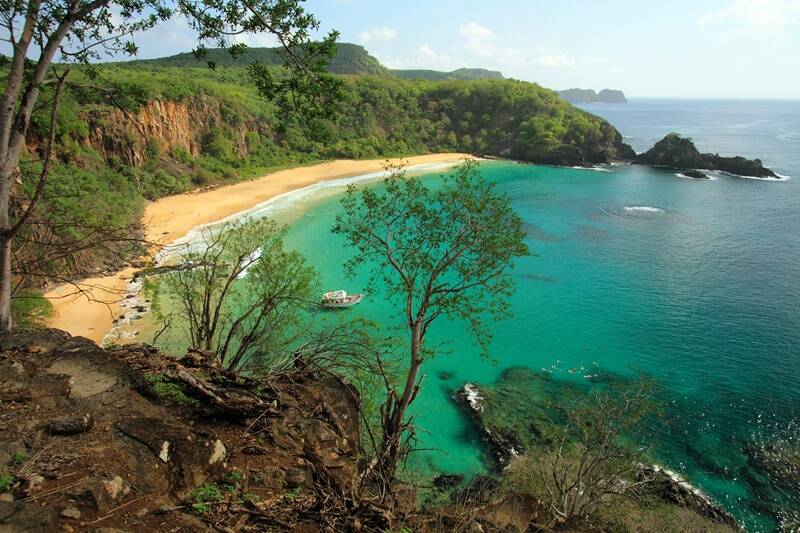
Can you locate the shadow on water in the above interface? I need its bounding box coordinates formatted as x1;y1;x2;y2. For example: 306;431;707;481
521;272;558;283
571;222;610;243
521;221;565;242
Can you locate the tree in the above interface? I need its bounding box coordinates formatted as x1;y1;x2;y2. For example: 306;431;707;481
154;218;316;372
505;381;656;526
332;160;529;482
0;0;340;331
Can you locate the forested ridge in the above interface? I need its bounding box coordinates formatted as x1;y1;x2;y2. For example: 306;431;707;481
6;44;632;299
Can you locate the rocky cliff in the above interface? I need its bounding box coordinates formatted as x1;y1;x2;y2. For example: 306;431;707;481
82;96;264;168
635;133;777;178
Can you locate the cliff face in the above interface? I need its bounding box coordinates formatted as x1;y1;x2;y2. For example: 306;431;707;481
81;96;266;168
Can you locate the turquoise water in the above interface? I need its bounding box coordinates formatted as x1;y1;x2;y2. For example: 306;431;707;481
274;100;800;530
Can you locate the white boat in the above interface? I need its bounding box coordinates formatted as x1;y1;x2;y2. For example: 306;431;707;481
321;290;363;308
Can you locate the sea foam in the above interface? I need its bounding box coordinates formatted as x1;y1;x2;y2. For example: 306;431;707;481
675;172;718;181
624;206;665;213
568;165;612;172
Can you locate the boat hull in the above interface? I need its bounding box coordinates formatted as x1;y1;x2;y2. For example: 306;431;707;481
321;294;363;308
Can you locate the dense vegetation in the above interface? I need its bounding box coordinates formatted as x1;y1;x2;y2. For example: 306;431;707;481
392;67;504;81
131;43;506;81
129;43;391;76
8;46;631;307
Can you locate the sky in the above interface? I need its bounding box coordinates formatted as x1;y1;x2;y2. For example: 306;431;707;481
7;0;800;98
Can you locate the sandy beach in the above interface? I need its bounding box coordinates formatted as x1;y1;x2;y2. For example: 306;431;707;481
44;154;471;343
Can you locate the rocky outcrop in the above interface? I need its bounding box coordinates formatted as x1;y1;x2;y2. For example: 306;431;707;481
597;89;627;103
635;132;777;178
637;464;740;529
453;377;741;531
0;329;361;532
453;383;524;468
682;169;710;180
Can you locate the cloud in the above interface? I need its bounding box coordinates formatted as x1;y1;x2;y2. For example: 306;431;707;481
533;53;575;68
458;22;496;56
695;0;800;31
235;32;280;48
415;44;464;70
358;27;398;44
530;45;577;68
456;21;530;68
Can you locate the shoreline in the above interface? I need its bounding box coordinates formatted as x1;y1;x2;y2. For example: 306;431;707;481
44;154;472;343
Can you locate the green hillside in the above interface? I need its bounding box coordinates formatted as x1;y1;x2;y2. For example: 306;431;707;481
392;67;504;81
130;42;507;81
13;50;631;286
130;43;390;76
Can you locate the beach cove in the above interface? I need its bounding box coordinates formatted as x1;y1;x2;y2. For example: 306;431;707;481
43;154;471;343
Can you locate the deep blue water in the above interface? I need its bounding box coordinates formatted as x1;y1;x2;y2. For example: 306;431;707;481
578;98;800;177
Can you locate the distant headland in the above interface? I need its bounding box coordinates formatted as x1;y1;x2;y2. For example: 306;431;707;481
558;88;628;104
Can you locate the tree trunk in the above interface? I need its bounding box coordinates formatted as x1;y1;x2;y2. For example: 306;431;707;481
0;165;12;331
379;321;423;480
0;234;12;331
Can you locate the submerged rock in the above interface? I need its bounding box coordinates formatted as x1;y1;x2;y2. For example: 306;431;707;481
744;440;800;493
433;473;464;489
453;383;524;467
635;132;777;178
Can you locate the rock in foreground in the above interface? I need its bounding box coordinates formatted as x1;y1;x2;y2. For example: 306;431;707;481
635;132;777;178
0;329;361;532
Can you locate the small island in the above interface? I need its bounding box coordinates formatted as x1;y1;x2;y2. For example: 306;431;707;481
635;133;777;178
558;88;628;104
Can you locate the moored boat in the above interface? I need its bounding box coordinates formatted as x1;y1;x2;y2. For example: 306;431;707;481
321;290;363;308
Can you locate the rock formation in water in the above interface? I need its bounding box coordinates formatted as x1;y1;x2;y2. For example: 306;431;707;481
682;169;711;179
452;375;740;531
558;88;628;104
635;133;777;178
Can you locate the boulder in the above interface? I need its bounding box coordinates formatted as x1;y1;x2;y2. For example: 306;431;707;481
46;414;94;435
67;476;130;513
60;507;81;519
682;169;710;179
114;417;223;498
0;501;57;532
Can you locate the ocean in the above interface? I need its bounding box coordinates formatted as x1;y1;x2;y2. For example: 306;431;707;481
273;99;800;531
147;99;799;530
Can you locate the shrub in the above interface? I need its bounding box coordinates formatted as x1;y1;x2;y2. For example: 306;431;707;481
145;374;197;406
